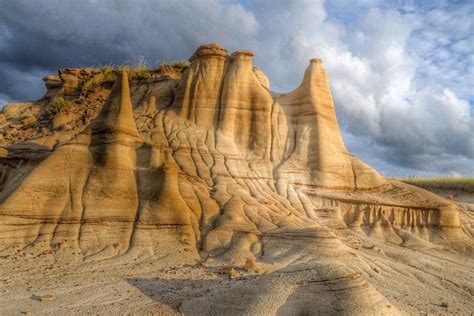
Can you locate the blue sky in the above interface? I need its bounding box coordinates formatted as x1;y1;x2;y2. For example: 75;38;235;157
0;0;472;177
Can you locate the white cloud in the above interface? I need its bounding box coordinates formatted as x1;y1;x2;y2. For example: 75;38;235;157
245;1;473;176
0;0;259;99
404;1;474;99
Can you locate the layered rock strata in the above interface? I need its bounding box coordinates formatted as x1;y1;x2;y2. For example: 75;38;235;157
0;43;469;262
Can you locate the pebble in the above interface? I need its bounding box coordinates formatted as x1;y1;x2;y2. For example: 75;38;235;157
31;294;56;302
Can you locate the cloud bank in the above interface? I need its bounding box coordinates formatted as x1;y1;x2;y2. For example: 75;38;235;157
0;0;472;177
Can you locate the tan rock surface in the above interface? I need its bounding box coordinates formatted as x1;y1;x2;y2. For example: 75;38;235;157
0;43;472;315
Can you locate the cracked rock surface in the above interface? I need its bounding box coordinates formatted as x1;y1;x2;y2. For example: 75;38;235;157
0;43;472;315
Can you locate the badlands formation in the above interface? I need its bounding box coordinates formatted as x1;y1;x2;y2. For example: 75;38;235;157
0;44;473;315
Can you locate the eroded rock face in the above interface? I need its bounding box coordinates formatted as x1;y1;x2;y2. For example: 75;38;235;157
0;43;470;263
43;68;93;97
0;44;468;255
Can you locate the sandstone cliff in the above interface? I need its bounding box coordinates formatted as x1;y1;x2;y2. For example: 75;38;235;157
0;43;469;261
1;43;473;315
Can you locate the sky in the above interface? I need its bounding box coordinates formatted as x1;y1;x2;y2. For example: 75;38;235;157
0;0;472;177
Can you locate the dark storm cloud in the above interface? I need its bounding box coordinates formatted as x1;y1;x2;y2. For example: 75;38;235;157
0;0;258;102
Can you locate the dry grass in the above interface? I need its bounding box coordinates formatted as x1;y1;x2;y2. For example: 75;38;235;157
83;58;151;91
159;59;190;69
83;66;117;91
124;57;151;79
396;177;474;192
82;58;190;91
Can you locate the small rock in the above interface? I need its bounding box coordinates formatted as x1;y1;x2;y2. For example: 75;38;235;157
227;267;239;279
446;195;454;201
441;302;449;308
31;294;56;302
243;258;255;271
219;267;239;279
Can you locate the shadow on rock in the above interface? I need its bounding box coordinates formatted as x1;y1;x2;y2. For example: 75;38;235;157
127;263;396;316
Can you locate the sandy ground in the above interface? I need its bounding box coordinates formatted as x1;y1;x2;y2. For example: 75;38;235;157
1;190;473;315
1;241;473;315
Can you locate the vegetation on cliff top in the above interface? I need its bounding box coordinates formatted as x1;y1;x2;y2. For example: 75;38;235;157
83;58;190;91
83;58;150;91
159;59;190;69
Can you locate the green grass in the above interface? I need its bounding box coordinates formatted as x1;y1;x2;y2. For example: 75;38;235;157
83;58;152;91
81;58;190;91
395;177;474;192
83;65;117;91
47;96;66;113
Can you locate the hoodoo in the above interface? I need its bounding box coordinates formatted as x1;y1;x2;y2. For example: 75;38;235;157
275;57;387;189
173;43;229;128
0;43;469;261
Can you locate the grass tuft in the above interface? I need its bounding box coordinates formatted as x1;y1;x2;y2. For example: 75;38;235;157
120;56;151;80
47;96;66;113
83;57;152;91
83;66;117;91
158;59;190;69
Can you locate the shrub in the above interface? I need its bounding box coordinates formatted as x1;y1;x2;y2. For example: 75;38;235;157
48;96;66;113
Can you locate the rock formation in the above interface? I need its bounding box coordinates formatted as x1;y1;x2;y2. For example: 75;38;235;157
0;43;472;314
